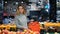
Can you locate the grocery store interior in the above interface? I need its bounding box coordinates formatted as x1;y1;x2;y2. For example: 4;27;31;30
0;0;60;34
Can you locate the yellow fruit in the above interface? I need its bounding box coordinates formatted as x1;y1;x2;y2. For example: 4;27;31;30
30;31;33;34
24;29;27;32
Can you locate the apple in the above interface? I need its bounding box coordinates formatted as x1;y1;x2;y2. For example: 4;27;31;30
3;29;8;34
16;31;20;34
21;32;25;34
33;31;40;34
0;30;2;34
2;30;5;34
10;31;14;34
13;32;16;34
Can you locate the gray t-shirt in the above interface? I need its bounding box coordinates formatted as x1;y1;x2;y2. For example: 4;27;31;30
14;14;28;29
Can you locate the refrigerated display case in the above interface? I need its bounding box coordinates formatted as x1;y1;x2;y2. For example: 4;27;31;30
56;0;60;22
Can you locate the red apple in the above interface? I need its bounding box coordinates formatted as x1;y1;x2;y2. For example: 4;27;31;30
3;29;8;34
10;31;14;34
1;30;5;34
0;30;2;34
16;31;20;34
13;32;16;34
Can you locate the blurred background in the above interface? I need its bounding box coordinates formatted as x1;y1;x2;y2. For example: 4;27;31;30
0;0;50;24
0;0;58;23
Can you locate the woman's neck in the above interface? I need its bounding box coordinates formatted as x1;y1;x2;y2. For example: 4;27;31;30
20;14;24;15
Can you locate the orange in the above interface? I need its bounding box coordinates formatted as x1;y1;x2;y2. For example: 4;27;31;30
28;21;40;32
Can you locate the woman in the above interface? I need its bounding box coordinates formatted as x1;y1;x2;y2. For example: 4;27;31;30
15;5;28;31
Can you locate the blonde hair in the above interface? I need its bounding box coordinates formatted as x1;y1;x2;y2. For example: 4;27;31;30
16;5;26;15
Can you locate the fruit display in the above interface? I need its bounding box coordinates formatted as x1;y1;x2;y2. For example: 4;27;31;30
0;20;42;34
0;29;40;34
28;21;40;32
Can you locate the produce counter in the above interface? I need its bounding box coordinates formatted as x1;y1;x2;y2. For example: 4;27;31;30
0;22;60;30
44;22;60;27
0;22;60;34
0;24;16;30
0;24;43;30
0;28;40;34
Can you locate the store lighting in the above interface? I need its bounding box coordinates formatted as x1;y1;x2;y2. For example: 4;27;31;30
46;9;48;12
5;1;7;3
14;9;16;11
21;1;23;3
38;2;40;3
16;2;18;5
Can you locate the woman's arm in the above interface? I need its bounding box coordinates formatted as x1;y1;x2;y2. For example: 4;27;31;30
14;17;25;29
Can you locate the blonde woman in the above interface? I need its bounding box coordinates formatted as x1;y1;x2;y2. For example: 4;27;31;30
15;5;28;31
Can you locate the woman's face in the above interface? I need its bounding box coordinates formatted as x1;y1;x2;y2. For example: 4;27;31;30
18;6;24;14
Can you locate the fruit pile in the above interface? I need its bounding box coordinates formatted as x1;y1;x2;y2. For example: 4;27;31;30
28;21;40;32
0;29;40;34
